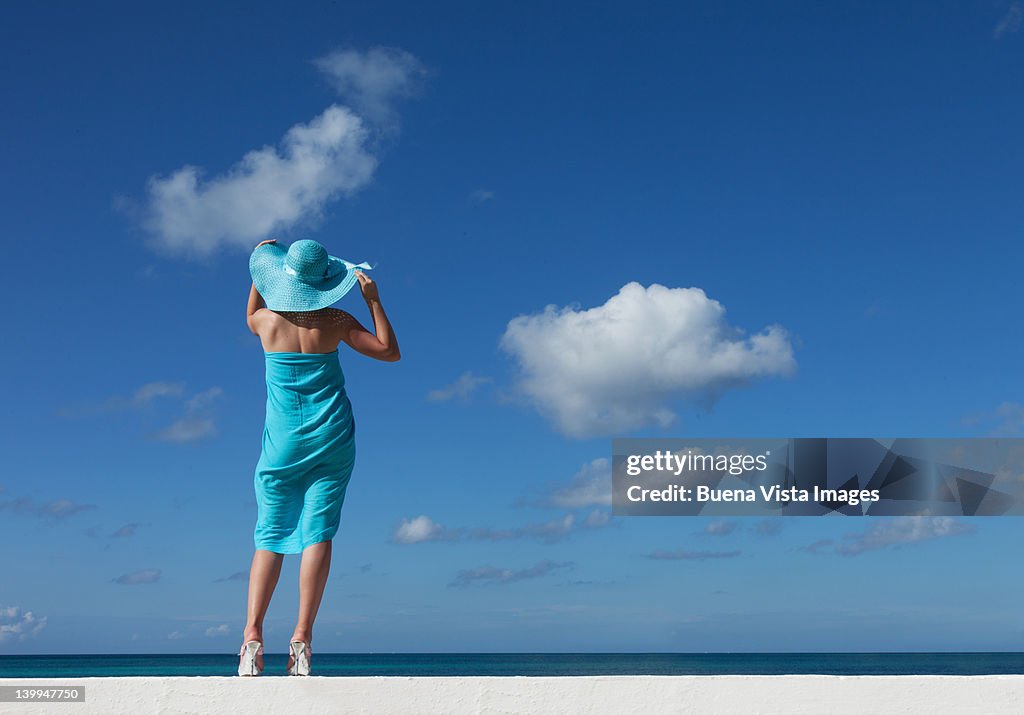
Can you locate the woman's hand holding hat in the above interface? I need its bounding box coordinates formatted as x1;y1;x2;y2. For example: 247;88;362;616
254;239;277;249
355;270;380;304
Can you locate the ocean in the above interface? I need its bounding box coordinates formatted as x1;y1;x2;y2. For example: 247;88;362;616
1;653;1022;678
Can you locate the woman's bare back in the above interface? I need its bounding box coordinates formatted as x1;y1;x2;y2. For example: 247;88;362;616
254;308;361;353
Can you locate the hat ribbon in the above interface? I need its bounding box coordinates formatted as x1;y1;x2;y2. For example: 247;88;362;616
283;260;373;280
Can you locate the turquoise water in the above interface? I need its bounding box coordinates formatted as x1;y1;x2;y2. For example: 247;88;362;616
1;653;1022;678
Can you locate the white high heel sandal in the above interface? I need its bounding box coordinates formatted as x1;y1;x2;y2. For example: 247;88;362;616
288;640;311;676
237;640;264;676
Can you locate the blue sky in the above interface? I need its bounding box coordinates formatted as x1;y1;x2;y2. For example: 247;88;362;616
1;0;1023;654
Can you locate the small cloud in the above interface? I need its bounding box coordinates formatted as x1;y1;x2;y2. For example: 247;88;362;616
995;1;1022;38
469;514;576;545
993;402;1024;435
426;372;492;402
0;496;96;520
185;386;224;412
961;402;1024;436
215;571;249;583
167;630;185;640
114;569;162;585
59;381;223;444
204;624;230;637
133;382;187;405
38;499;96;519
801;539;833;554
448;560;572;588
0;606;47;642
647;549;741;561
394;511;611;546
391;515;462;544
529;458;612;509
754;520;782;536
57;381;185;418
581;509;611;529
703;519;737;536
313;45;430;129
112;523;141;538
561;579;615;587
150;416;217;443
0;497;32;515
835;516;974;557
469;189;495;203
151;386;224;442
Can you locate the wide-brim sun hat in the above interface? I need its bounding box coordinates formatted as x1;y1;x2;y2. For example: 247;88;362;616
250;239;372;311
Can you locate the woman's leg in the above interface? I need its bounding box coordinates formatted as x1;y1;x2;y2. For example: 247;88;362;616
242;549;285;668
291;539;332;646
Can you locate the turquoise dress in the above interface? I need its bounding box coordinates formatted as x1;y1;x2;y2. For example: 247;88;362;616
253;349;356;554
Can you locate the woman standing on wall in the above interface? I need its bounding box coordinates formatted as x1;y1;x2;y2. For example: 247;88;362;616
238;238;400;676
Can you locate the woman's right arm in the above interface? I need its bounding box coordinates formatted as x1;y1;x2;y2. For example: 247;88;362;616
336;271;401;362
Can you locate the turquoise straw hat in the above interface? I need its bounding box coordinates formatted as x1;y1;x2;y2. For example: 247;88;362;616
249;239;372;311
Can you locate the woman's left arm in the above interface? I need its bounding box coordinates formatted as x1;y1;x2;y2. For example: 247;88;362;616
246;282;266;335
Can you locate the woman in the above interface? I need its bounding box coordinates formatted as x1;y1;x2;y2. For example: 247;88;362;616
238;238;400;676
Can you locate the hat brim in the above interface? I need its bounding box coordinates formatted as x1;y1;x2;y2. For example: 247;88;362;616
249;243;363;311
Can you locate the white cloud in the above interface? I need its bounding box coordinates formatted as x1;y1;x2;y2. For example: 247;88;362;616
500;282;796;437
582;508;611;528
835;516;974;556
0;606;47;642
313;46;429;126
962;402;1024;436
469;514;576;544
142;105;376;258
995;1;1022;38
547;458;613;508
59;380;222;442
151;416;216;443
449;560;572;588
992;402;1024;435
39;499;96;519
392;510;611;545
391;515;459;544
426;372;492;402
137;46;426;258
57;381;185;418
186;386;224;412
647;549;742;561
114;569;162;585
469;188;495;202
0;496;96;520
133;382;187;405
152;385;223;443
704;519;737;536
205;624;230;637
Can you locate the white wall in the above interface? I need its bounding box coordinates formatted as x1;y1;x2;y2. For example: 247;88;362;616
1;675;1022;714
